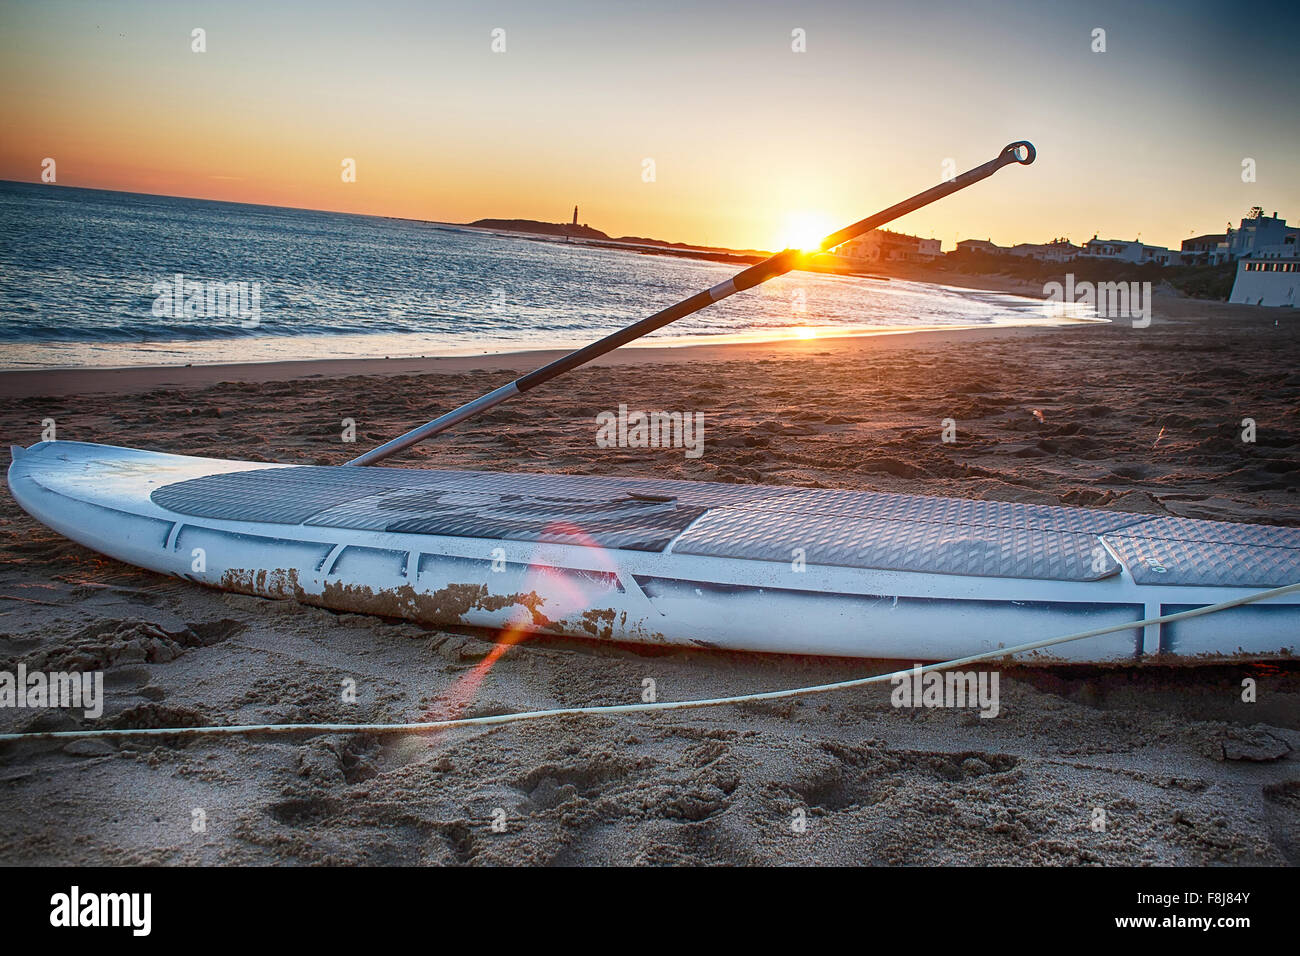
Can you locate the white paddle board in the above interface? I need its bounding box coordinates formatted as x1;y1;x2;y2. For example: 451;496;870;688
8;440;1299;663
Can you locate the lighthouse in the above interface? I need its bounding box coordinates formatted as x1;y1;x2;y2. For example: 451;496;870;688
572;205;578;227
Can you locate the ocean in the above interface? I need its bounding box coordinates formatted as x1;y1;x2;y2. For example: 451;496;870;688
0;180;1054;370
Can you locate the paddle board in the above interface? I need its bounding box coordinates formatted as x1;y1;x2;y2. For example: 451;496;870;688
8;440;1299;663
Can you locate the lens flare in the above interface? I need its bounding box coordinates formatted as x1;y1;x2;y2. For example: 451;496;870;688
424;521;622;731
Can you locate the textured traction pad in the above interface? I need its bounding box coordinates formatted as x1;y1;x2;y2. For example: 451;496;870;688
152;468;706;553
149;466;1300;585
671;508;1120;582
1101;517;1300;587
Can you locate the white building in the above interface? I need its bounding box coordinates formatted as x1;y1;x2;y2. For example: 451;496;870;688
955;239;1002;255
837;229;940;262
1229;234;1300;307
1081;237;1175;265
1008;239;1081;262
1179;233;1230;266
1229;210;1295;259
916;237;941;259
953;238;1078;260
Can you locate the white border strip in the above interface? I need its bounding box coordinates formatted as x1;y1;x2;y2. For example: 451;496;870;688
707;278;737;302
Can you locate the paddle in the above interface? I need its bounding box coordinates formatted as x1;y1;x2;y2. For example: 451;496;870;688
349;141;1036;466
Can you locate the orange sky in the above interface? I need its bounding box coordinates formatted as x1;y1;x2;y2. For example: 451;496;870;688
2;0;1296;251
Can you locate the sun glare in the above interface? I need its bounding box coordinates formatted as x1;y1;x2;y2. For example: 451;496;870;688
778;211;837;252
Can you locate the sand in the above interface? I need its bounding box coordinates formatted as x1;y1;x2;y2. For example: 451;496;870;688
1;294;1297;865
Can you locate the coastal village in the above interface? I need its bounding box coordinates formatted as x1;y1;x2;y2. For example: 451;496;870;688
833;207;1299;307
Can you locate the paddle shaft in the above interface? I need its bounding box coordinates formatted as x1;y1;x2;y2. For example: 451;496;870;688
349;141;1036;466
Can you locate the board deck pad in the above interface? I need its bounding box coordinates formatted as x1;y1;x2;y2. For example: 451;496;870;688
671;508;1119;581
151;468;708;552
145;464;1300;586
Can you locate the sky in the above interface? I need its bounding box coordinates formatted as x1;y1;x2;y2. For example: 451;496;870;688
1;0;1297;251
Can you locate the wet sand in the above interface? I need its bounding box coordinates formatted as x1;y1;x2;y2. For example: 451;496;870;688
1;294;1297;865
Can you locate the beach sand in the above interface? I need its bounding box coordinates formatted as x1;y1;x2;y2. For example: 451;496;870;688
1;294;1297;865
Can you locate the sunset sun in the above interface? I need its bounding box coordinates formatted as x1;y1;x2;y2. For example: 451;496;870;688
778;211;838;252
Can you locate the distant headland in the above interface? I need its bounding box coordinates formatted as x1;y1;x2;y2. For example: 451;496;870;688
462;217;771;258
457;216;785;268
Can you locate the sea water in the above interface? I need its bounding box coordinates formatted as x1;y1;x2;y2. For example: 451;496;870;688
0;180;1056;370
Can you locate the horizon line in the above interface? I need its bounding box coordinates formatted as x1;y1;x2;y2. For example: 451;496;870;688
0;177;1216;254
